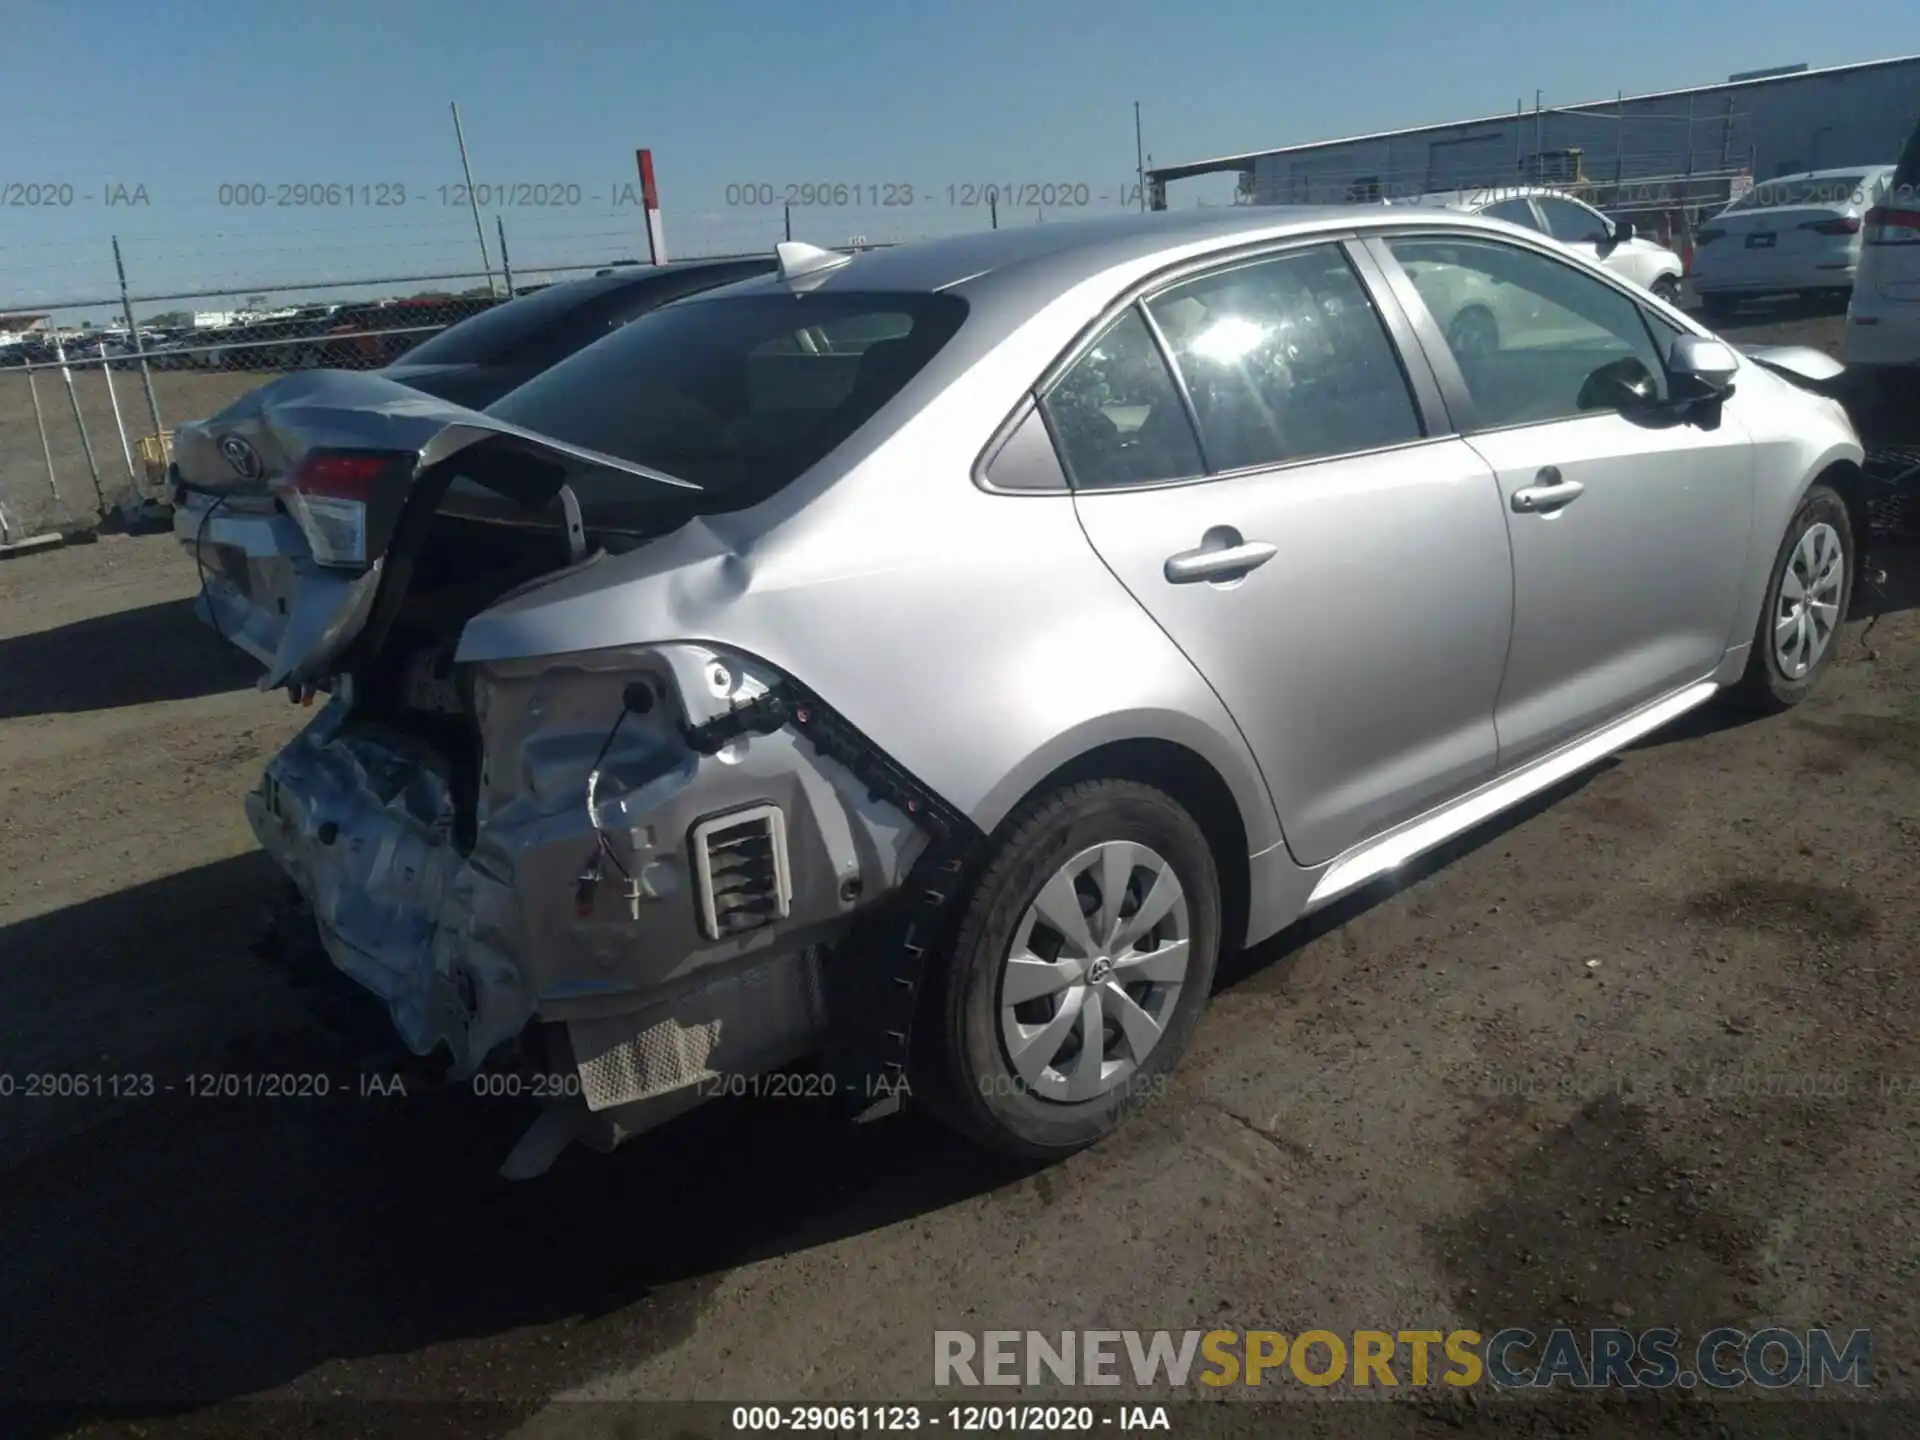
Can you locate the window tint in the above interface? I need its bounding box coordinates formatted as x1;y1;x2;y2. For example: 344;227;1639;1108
485;290;967;516
1143;245;1422;472
1533;196;1610;244
1387;236;1669;430
1041;308;1203;490
1481;197;1542;231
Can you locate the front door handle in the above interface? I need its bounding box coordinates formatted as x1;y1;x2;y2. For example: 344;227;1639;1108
1165;534;1278;584
1511;467;1586;514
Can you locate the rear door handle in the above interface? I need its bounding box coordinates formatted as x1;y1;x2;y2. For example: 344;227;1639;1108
1164;538;1278;584
1511;468;1586;514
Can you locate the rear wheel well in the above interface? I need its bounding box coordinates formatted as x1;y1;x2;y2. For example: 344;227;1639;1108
1006;739;1252;954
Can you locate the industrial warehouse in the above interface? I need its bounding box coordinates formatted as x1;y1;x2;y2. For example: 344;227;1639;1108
1149;52;1920;246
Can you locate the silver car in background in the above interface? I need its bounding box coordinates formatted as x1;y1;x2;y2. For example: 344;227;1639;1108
1693;165;1896;316
172;208;1866;1175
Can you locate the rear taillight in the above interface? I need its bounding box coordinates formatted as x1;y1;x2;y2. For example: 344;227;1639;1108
1862;206;1920;246
1695;228;1725;246
1800;216;1862;235
283;450;411;567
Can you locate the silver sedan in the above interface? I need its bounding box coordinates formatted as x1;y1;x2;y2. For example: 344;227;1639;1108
172;206;1867;1174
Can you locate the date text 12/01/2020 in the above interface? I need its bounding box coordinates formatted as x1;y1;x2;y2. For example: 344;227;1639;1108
723;182;1149;209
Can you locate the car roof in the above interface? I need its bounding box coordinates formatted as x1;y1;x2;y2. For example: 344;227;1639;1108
690;205;1494;297
669;206;1543;353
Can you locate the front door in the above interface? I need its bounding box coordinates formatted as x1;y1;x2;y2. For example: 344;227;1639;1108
1049;240;1515;866
1376;232;1755;769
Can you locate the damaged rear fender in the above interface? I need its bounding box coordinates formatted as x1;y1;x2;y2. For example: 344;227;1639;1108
249;640;936;1081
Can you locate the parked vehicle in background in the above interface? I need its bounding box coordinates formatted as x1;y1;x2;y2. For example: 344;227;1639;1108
381;258;779;408
1691;166;1895;316
172;211;1862;1175
1384;186;1685;303
1845;120;1920;405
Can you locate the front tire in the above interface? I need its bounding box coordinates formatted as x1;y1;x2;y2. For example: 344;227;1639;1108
919;779;1220;1160
1726;483;1854;712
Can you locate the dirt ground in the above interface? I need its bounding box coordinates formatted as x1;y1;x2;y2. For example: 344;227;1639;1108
3;304;1920;1439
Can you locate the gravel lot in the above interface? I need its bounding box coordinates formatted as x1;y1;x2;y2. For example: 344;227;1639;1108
2;304;1919;1438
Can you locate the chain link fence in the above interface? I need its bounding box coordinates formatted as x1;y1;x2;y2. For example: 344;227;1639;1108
0;203;1020;540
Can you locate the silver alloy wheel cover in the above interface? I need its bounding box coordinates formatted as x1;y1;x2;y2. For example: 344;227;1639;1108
1773;520;1845;679
997;840;1191;1104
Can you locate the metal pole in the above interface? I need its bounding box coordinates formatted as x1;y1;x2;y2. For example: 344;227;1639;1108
1615;91;1624;186
101;351;137;492
1534;91;1544;184
496;214;514;295
54;340;106;512
784;203;792;241
26;367;60;504
989;190;998;230
450;102;498;296
1134;101;1146;213
112;236;163;436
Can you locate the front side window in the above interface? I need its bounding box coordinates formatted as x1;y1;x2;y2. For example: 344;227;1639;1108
1386;235;1669;430
1533;196;1611;245
1041;308;1203;490
1143;244;1423;472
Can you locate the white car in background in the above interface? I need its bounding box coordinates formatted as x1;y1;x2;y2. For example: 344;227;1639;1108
1387;186;1685;304
1692;166;1895;317
1845;119;1920;402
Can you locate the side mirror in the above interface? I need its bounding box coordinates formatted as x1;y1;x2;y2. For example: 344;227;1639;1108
1669;335;1739;399
1608;216;1637;244
1578;356;1661;412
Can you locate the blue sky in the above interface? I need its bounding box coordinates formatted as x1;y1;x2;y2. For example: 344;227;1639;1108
2;0;1909;320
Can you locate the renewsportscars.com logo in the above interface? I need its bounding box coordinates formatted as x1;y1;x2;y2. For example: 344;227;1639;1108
933;1328;1874;1390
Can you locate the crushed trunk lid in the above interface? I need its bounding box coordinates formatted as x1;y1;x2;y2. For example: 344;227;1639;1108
172;369;697;690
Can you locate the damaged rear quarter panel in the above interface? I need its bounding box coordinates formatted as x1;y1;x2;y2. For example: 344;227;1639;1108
250;640;929;1077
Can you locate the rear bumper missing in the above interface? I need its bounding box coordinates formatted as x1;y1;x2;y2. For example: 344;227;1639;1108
247;644;943;1133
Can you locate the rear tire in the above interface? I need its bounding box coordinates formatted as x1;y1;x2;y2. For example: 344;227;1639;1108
918;779;1220;1160
1725;483;1854;713
1651;275;1681;307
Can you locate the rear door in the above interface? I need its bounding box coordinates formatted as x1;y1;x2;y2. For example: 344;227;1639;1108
1059;239;1515;865
1371;231;1755;769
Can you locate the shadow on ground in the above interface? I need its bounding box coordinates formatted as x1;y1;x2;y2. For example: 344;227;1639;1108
0;857;1033;1439
0;595;262;719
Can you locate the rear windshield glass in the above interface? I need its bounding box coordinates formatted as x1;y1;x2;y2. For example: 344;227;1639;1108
485;289;969;511
1725;174;1873;212
397;283;615;366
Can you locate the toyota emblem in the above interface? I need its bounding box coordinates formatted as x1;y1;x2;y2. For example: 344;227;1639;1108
218;433;263;481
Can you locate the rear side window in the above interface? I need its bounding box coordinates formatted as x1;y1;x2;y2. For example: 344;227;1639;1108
1534;197;1611;244
1144;244;1423;473
486;290;967;513
1481;198;1542;231
1042;309;1203;490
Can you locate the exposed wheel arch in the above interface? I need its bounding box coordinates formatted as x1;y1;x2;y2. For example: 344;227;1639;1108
990;738;1252;956
1812;459;1873;602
